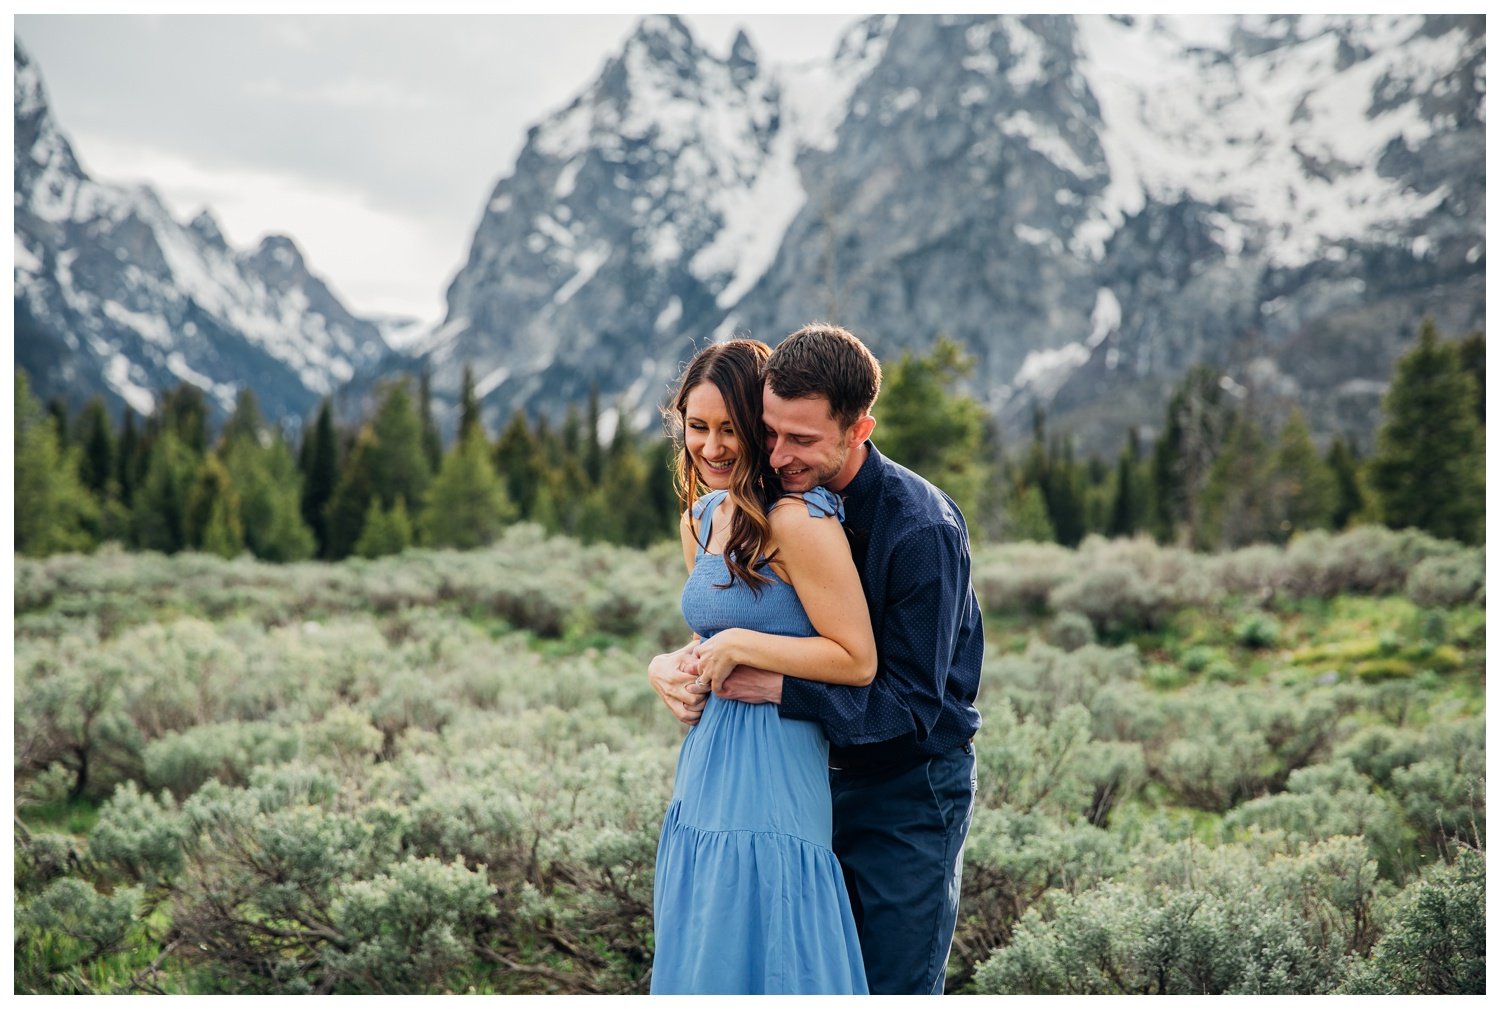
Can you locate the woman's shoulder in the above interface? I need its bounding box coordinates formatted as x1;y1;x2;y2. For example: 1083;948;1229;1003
690;489;729;519
770;486;845;524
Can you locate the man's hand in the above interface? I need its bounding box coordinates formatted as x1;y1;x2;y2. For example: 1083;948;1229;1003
649;639;711;725
716;666;784;705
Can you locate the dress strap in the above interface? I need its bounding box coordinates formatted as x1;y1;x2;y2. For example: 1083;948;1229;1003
786;485;846;523
691;490;729;553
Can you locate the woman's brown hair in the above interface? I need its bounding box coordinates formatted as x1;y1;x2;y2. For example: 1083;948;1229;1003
666;339;779;591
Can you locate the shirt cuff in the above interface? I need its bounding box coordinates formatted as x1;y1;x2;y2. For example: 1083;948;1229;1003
779;676;823;722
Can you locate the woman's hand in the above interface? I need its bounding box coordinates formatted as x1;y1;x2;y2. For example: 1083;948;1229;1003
649;636;709;725
692;629;748;693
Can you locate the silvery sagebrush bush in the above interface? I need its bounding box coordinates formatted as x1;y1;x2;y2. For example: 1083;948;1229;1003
973;834;1385;994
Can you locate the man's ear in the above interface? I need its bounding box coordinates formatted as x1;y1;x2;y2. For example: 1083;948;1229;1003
851;415;876;445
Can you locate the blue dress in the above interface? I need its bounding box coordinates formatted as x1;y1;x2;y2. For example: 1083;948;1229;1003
650;489;868;994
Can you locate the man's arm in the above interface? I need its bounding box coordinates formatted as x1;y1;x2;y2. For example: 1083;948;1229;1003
778;521;968;747
715;666;783;704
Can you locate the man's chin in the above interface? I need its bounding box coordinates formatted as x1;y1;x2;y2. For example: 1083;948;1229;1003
778;471;816;492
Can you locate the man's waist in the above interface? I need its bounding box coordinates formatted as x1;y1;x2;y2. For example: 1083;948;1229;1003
829;733;972;775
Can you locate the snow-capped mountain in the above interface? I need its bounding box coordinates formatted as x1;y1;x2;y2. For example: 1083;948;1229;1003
425;13;1483;450
14;41;391;423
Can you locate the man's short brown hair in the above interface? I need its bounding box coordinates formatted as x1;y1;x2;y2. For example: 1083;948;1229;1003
764;324;881;429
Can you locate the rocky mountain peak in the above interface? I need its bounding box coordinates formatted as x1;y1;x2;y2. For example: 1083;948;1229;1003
244;234;306;277
188;209;228;249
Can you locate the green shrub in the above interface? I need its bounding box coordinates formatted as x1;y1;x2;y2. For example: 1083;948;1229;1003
1234;611;1282;649
1338;847;1485;994
1405;552;1484;608
1045;610;1097;651
973;835;1382;994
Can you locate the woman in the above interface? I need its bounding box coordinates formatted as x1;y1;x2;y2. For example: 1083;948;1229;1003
650;340;874;995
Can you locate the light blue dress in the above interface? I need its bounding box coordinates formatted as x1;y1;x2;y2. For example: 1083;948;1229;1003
650;489;868;995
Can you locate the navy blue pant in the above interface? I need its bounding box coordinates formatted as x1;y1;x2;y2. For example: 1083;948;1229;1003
831;743;977;995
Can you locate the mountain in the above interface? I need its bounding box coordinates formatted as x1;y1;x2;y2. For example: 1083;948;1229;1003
13;41;392;425
423;13;1483;452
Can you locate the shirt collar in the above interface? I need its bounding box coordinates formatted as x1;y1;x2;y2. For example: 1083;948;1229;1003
839;439;884;522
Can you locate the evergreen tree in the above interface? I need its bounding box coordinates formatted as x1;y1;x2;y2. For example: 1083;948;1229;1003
301;399;339;556
1199;412;1272;549
494;409;544;520
15;371;98;556
1457;330;1484;424
876;335;988;520
1106;429;1145;538
1150;366;1234;544
1326;436;1366;531
584;382;604;486
131;430;197;553
45;396;70;446
354;497;413;559
582;424;665;547
224;434;315;562
420;431;516;549
1267;408;1334;540
368;379;432;514
185;454;244;557
75;396;116;497
1043;436;1087;547
561;403;583;459
457;364;482;446
117;407;142;505
1007;484;1056;543
324;427;378;560
1370;319;1484;543
156;383;209;454
220;388;266;449
419;367;443;474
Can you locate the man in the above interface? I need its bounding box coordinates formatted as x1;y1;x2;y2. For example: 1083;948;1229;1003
649;324;983;994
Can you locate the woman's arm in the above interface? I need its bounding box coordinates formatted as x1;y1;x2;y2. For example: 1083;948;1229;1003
693;498;876;691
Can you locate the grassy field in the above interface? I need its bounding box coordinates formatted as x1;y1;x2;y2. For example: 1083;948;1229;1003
13;524;1485;994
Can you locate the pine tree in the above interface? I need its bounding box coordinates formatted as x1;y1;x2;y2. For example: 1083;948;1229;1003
419;367;443;474
75;396;115;497
1007;484;1056;543
156;383;209;454
1370;319;1484;544
324;427;377;560
876;335;988;520
132;430;197;553
15;371;98;556
220;388;266;449
185;455;244;557
1457;330;1484;424
420;431;515;549
1150;366;1234;544
584;382;604;486
1267;408;1334;540
354;496;412;559
117;407;141;505
301;399;339;556
1199;412;1272;549
1106;429;1144;538
1326;436;1366;531
224;433;315;562
1043;436;1087;547
457;363;482;446
368;379;432;513
494;409;544;519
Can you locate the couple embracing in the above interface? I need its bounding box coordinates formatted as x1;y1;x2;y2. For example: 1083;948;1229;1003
648;324;984;995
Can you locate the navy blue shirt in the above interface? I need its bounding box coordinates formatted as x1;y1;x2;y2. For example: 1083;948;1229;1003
780;441;983;763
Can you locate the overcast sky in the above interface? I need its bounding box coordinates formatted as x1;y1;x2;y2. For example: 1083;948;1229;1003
14;11;865;326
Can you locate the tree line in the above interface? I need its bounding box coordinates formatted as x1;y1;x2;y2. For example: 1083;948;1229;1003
13;319;1484;560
